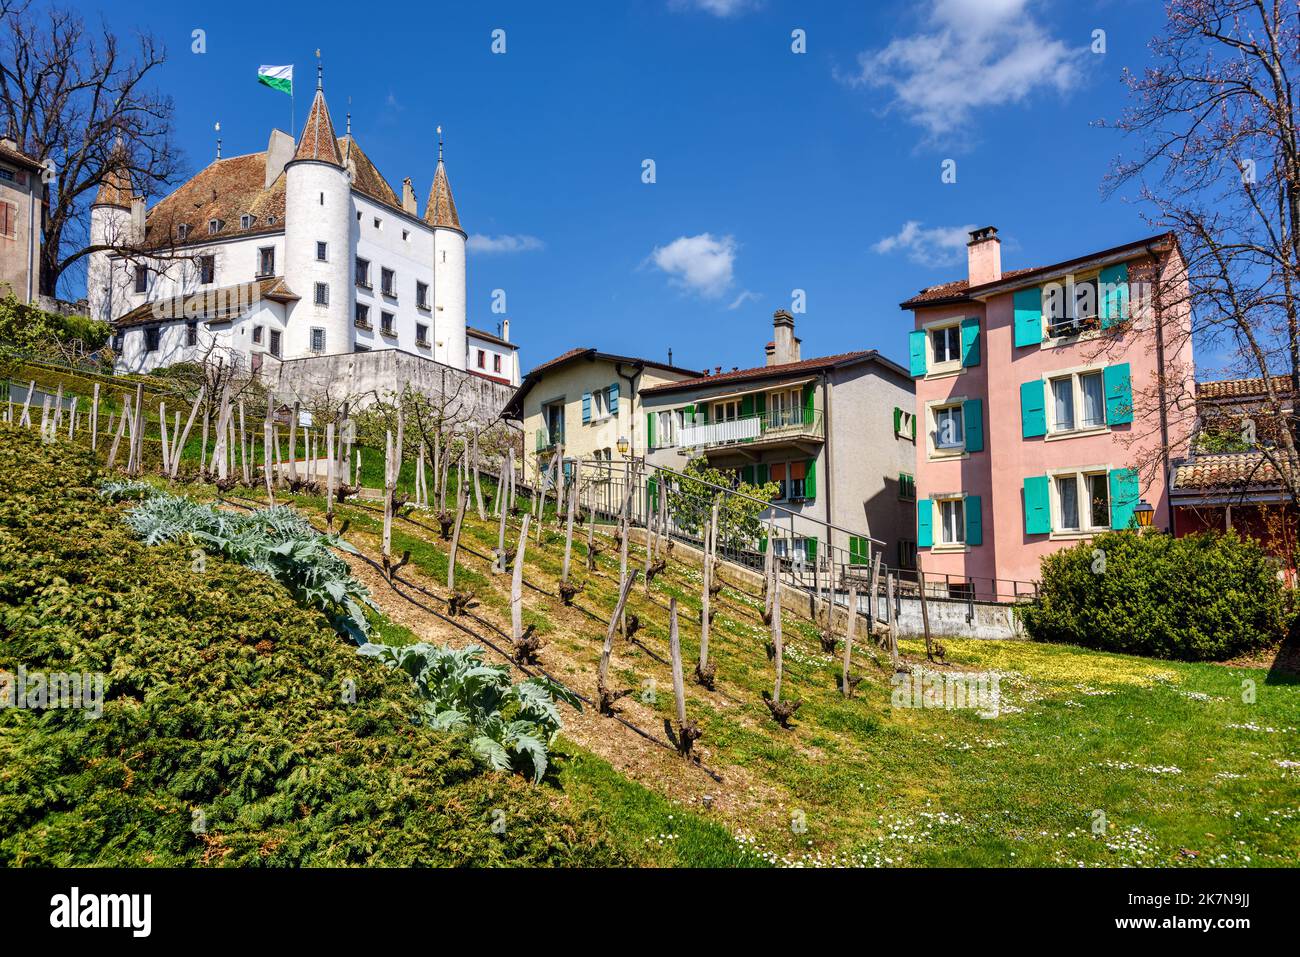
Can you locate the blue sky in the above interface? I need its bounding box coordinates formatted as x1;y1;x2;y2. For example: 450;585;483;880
89;0;1176;375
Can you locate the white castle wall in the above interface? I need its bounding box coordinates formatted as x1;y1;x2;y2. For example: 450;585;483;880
283;158;352;358
351;193;441;358
433;226;467;370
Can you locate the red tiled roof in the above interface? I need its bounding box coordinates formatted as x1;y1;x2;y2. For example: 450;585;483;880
424;160;460;230
1172;452;1290;491
641;350;899;395
899;268;1039;307
1196;375;1293;401
143;152;286;247
113;276;298;328
0;140;44;173
293;89;343;166
467;325;518;350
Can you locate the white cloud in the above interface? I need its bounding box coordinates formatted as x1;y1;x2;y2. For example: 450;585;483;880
841;0;1086;141
467;233;545;254
669;0;757;17
649;233;737;299
872;221;976;267
727;289;761;310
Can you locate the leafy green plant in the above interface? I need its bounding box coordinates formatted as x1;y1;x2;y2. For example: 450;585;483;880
116;488;378;643
360;642;580;783
667;455;779;549
1017;530;1291;660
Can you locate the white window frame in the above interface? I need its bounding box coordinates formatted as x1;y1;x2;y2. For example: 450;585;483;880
926;397;967;460
1041;271;1105;346
1047;464;1112;539
309;327;326;354
316;241;328;262
933;493;967;551
712;398;742;422
656;410;676;448
1044;365;1108;439
922;315;964;378
314;282;329;306
591;388;612;421
767;387;802;427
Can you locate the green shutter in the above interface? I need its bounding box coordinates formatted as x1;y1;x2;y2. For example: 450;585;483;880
1020;379;1047;438
803;383;815;424
648;476;658;512
758;534;767;553
1099;262;1130;328
1024;476;1050;534
805;537;817;563
893;406;902;435
804;458;816;499
963;398;984;452
646;412;656;450
909;329;927;376
1104;362;1133;424
965;494;983;545
741;465;755;486
755;463;769;485
683;403;694;419
740;394;754;417
960;317;981;367
1013;287;1044;348
755;392;766;416
582;392;592;423
1109;468;1140;529
917;498;933;548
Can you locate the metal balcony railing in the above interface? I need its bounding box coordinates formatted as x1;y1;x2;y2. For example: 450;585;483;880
677;408;824;450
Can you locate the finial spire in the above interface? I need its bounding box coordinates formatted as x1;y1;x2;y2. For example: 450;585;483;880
346;96;351;136
315;49;322;89
214;121;222;159
437;125;443;163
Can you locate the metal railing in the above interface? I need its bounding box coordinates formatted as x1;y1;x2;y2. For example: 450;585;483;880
676;409;824;450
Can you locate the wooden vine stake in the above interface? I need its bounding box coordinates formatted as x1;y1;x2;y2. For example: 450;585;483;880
918;561;937;661
90;383;100;451
696;500;718;688
669;598;701;757
171;387;204;479
239;401;250;485
472;431;486;521
158;401;170;473
598;568;640;714
887;571;899;670
382;428;395;579
325;422;336;528
764;578;801;727
559;476;579;606
841;584;860;697
262;421;275;505
494;448;513;573
509;514;541;662
447;476;467;595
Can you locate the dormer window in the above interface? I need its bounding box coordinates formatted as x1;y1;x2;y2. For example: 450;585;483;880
267;214;277;225
208;219;222;235
241;214;254;228
176;223;190;241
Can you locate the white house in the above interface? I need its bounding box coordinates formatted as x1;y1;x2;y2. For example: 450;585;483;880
89;75;520;390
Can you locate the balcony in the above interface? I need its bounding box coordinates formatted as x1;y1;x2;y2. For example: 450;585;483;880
678;409;824;452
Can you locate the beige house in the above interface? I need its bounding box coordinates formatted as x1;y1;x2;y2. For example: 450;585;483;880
502;348;700;482
0;139;45;304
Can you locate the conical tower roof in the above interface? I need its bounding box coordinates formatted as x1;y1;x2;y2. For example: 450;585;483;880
424;159;461;230
293;87;344;166
93;145;136;208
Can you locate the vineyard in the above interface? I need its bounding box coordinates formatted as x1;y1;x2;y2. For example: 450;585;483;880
1;376;1299;868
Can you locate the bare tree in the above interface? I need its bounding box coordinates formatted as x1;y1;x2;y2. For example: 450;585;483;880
1103;0;1300;507
0;0;185;297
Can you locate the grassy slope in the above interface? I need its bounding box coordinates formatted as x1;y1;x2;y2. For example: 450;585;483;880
281;482;1300;868
0;429;625;867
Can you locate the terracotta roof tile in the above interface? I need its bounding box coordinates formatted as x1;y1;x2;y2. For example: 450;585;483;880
113;276;298;328
141;152;285;247
424;161;460;230
1196;375;1293;401
340;135;399;208
293;89;343;166
467;325;518;350
1173;452;1289;490
899;267;1039;308
0;140;43;173
641;350;885;395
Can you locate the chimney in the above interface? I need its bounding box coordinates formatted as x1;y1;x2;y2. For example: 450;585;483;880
967;225;1001;287
401;177;418;215
772;310;800;364
265;129;295;188
764;341;776;366
130;197;146;242
501;318;510;342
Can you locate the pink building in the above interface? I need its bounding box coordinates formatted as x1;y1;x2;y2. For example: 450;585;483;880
900;227;1194;598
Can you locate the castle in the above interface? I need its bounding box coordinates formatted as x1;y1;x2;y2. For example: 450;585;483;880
86;74;520;397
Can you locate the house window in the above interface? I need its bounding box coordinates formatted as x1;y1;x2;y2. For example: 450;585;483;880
381;268;396;297
772;536;813;564
355;303;371;328
938;497;966;546
493;354;502;373
144;327;159;353
1048;369;1106;435
1052;470;1110;533
769;461;807;500
316;241;328;262
932;403;964;450
767;388;803;427
381;311;395;336
355;258;371;288
176;224;189;241
373;217;382;229
314;282;328;306
712;398;741;422
257;247;275;277
253;325;264;344
134;265;148;293
199;255;215;284
1045;274;1102;338
416;281;429;309
899;472;916;501
930;323;961;366
657;410;676;447
208;219;222;235
0;200;15;239
476;349;486;369
310;328;325;353
269;329;281;357
402;229;410;241
185;322;197;347
898;539;917;569
416;323;429;344
241;214;254;229
591;388;610;420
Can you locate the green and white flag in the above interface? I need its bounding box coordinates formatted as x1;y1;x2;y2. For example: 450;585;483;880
257;65;293;96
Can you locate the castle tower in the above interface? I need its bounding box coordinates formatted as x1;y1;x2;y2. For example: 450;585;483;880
88;159;135;324
283;79;351;359
425;132;467;370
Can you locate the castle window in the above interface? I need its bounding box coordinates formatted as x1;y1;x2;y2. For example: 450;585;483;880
373;217;381;229
476;349;486;369
319;192;324;206
381;268;395;298
314;282;328;306
268;215;277;225
381;311;395;336
253;325;264;344
416;281;429;309
416;323;429;345
269;329;281;357
355;258;370;288
185;322;198;347
402;229;409;241
144;327;159;353
354;303;371;329
199;255;215;284
310;327;326;353
493;354;502;373
208;219;222;235
241;214;254;228
257;247;275;277
316;241;328;262
134;265;148;294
